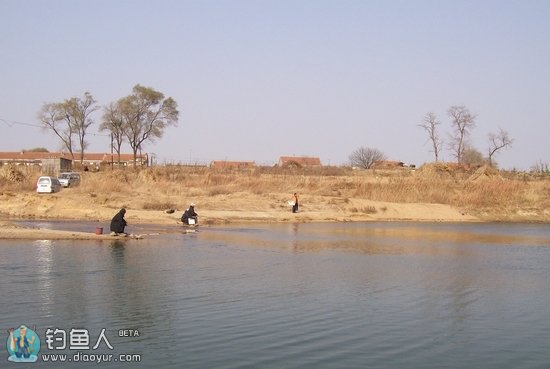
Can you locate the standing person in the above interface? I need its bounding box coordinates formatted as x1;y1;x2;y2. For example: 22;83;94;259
181;203;198;226
110;208;128;236
292;193;299;213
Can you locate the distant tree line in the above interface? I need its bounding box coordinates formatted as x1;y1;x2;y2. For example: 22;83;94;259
23;147;49;152
37;84;179;165
418;105;513;167
349;105;514;169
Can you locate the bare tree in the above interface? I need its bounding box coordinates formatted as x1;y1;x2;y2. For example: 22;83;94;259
418;112;443;162
65;92;99;164
100;103;126;165
349;147;386;169
38;92;98;163
531;160;549;174
38;102;76;159
116;85;179;165
487;128;513;167
447;105;476;163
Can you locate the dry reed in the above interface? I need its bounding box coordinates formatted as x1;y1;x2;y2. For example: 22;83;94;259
1;164;549;217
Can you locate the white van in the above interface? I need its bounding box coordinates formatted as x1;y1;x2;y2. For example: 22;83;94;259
36;176;62;193
58;172;81;187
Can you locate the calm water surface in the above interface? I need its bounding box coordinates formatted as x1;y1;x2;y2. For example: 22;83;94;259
1;222;549;368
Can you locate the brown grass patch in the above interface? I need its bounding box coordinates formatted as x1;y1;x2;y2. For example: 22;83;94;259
1;164;549;221
141;202;178;211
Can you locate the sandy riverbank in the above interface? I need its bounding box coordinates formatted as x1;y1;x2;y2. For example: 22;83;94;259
0;221;124;240
0;195;475;239
1;165;548;239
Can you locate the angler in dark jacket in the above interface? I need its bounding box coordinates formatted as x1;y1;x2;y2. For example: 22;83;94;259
110;208;128;235
181;204;198;225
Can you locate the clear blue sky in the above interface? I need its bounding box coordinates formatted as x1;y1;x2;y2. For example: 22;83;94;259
1;0;549;169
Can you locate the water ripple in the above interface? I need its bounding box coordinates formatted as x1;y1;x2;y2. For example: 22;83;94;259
1;222;550;368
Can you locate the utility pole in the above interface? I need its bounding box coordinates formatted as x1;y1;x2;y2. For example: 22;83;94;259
110;133;114;170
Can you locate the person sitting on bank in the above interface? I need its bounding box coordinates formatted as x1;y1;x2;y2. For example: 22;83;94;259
181;203;198;226
110;208;128;236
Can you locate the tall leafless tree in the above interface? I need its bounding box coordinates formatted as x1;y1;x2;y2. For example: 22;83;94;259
65;92;99;164
100;103;126;165
38;102;76;159
38;92;98;163
487;128;513;167
349;147;386;169
447;105;476;164
418;112;443;162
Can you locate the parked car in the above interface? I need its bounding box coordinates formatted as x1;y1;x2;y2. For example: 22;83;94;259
58;172;81;188
36;176;62;193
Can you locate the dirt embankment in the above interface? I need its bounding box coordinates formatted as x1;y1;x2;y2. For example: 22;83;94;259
1;164;549;239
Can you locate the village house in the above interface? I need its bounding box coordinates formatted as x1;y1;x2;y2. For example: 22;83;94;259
0;151;73;173
0;151;70;165
0;151;148;171
80;153;149;168
278;156;322;168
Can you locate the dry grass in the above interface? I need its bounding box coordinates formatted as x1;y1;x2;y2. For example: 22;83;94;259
141;201;178;211
350;205;377;214
1;164;549;220
0;165;37;191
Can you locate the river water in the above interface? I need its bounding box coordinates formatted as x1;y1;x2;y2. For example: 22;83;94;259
1;221;549;368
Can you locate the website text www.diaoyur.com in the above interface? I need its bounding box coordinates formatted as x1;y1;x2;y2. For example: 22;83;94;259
41;352;142;364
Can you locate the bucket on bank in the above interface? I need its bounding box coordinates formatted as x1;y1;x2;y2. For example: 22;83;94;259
95;227;103;235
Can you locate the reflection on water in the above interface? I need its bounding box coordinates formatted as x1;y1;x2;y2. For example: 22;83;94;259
1;222;550;369
200;222;550;255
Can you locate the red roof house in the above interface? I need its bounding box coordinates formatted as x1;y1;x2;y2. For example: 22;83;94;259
278;156;322;168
